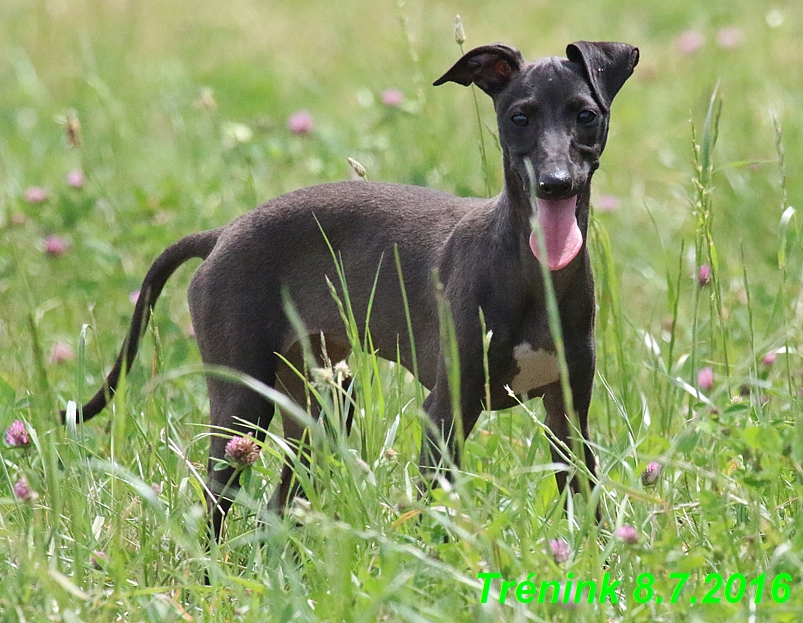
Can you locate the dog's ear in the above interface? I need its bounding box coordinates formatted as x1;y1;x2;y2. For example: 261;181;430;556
433;44;524;96
566;41;639;111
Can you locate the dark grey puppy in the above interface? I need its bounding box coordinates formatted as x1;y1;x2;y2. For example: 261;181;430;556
65;41;639;539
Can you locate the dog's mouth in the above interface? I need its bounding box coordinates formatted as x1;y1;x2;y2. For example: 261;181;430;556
529;195;583;271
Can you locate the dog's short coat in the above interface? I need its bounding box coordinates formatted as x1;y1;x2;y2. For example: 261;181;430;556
65;41;639;539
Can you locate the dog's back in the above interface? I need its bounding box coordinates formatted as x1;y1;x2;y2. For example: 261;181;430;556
190;181;487;381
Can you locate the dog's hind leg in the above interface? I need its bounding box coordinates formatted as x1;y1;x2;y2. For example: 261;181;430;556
188;268;291;540
204;359;278;542
269;337;351;512
193;318;283;540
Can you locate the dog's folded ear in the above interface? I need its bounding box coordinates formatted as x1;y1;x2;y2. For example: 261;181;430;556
566;41;639;111
433;43;525;96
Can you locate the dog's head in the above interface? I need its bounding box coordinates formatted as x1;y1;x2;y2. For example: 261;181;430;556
434;41;638;270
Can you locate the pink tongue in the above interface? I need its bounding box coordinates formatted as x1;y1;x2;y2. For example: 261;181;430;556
528;196;583;271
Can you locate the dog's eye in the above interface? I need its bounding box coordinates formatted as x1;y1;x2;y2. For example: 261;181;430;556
511;113;529;127
577;110;597;125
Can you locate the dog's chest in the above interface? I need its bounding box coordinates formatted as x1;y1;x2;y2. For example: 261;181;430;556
508;342;560;395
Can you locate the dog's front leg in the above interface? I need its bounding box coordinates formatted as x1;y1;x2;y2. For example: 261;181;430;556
418;328;486;491
418;386;484;490
542;340;595;501
418;380;456;486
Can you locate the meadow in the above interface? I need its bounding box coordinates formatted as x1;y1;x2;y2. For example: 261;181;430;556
1;0;802;621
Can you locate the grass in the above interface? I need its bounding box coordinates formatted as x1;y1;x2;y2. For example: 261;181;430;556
1;0;802;621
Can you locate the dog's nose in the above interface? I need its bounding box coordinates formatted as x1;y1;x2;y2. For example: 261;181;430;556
537;173;572;198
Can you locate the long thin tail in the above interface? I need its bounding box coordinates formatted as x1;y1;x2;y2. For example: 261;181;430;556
62;228;222;422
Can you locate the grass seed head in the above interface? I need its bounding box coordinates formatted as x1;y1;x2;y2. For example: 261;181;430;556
64;112;82;147
347;158;366;179
453;15;465;45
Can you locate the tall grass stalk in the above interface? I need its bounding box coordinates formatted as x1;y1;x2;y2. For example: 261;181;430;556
453;15;493;198
689;85;729;409
590;216;636;439
432;270;464;474
394;245;424;407
772;115;797;402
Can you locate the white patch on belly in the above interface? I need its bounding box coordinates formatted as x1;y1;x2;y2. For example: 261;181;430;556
510;342;560;395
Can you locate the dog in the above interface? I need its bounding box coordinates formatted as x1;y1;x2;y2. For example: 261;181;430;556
63;41;639;539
